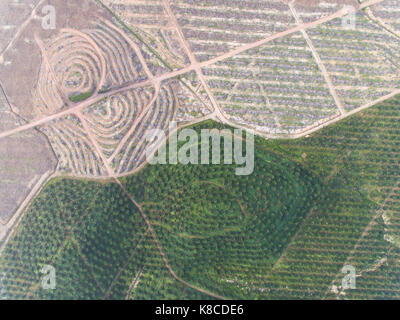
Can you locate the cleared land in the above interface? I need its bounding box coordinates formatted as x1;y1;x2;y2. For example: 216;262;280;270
202;32;339;134
367;0;400;36
292;0;359;23
0;0;40;55
101;0;191;70
168;0;298;62
0;86;56;224
1;0;214;181
306;11;400;111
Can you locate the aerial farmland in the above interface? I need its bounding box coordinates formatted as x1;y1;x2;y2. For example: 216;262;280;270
0;0;400;302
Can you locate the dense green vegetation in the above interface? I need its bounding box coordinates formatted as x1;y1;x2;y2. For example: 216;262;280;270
0;179;147;299
0;122;321;299
254;97;400;299
2;96;400;299
69;90;94;103
121;121;322;299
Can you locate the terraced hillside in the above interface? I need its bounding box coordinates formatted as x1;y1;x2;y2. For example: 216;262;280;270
202;32;339;134
39;115;108;177
306;11;400;111
101;0;191;70
366;0;400;36
169;0;297;62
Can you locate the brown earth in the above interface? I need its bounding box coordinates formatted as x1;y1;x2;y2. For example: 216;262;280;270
0;0;113;121
0;85;56;224
288;0;359;8
0;0;40;54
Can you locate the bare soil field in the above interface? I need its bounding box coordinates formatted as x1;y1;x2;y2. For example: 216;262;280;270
0;0;40;54
101;0;190;71
291;0;359;22
292;0;358;7
0;86;56;224
202;31;339;134
368;0;400;36
0;0;112;121
168;0;298;62
307;11;400;111
0;0;214;182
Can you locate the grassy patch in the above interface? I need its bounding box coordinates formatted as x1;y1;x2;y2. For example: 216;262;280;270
69;90;94;103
